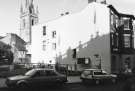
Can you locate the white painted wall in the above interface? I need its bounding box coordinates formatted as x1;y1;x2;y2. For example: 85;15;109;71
31;2;111;64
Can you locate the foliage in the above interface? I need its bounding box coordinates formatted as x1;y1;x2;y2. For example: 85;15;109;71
0;43;13;65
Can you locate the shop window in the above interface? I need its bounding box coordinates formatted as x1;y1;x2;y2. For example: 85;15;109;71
124;34;131;48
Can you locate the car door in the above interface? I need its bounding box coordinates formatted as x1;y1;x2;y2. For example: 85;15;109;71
38;70;51;86
44;70;59;84
28;70;43;86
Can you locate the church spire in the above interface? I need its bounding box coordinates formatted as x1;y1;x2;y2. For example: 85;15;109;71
20;0;39;43
36;6;39;14
30;0;33;4
25;0;29;8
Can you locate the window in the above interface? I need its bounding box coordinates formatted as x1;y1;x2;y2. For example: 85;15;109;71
52;43;56;50
94;71;104;75
43;40;46;51
115;18;119;28
110;13;119;32
111;33;119;48
46;70;57;76
110;14;114;25
124;34;131;48
43;26;46;36
39;70;46;76
123;18;130;30
52;31;56;38
120;18;124;26
23;19;25;28
83;70;92;76
32;19;34;26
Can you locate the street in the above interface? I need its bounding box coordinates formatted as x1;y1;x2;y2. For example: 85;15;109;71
0;81;129;91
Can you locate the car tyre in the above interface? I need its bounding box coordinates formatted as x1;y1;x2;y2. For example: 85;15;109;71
111;78;117;84
95;80;100;85
82;79;86;83
18;82;27;88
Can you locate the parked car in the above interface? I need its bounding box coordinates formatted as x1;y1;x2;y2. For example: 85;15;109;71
6;68;67;88
80;69;117;84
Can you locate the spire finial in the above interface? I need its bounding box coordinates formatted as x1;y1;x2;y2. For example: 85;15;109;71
31;0;33;4
25;0;29;8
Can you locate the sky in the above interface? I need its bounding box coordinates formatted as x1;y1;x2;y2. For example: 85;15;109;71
0;0;135;36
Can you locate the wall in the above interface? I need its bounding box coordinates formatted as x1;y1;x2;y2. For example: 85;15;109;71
31;2;110;66
0;33;26;63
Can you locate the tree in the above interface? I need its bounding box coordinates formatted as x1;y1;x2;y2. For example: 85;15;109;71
0;42;13;65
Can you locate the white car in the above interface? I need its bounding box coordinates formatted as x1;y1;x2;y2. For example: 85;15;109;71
80;69;117;84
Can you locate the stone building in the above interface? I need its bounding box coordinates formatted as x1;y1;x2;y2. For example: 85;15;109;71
31;1;111;68
19;0;39;62
0;33;27;63
29;0;135;73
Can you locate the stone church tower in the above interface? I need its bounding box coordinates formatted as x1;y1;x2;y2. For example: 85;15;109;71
20;0;39;43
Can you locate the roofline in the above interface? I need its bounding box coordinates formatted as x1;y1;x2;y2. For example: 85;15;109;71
108;5;135;19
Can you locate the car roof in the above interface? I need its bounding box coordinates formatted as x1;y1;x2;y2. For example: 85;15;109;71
83;69;102;71
33;68;55;71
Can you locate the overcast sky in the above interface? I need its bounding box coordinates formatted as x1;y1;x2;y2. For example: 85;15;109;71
0;0;135;36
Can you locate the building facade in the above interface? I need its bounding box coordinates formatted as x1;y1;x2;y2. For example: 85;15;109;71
31;1;135;73
20;0;39;44
31;2;110;67
108;5;135;73
31;25;57;64
19;0;39;62
0;33;27;63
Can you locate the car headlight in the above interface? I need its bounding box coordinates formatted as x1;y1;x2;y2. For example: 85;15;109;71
6;79;16;85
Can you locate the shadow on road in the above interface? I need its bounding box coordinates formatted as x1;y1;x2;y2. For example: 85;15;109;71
6;85;67;91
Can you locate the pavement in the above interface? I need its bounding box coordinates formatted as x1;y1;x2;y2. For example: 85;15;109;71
0;76;81;88
0;78;6;88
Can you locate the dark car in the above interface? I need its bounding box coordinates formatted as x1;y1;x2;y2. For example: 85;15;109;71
6;68;67;88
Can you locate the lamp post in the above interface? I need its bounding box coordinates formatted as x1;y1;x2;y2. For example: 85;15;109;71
94;54;101;69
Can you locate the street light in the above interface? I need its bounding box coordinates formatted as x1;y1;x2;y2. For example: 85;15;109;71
94;54;101;69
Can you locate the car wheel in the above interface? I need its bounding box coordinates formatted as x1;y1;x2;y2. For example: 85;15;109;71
82;79;86;83
18;82;27;88
111;78;116;84
95;80;100;85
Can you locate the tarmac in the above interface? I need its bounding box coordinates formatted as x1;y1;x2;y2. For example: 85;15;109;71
0;76;81;88
67;76;81;84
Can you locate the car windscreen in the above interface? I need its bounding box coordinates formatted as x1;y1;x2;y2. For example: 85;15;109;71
94;71;107;75
83;70;92;76
25;69;37;76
